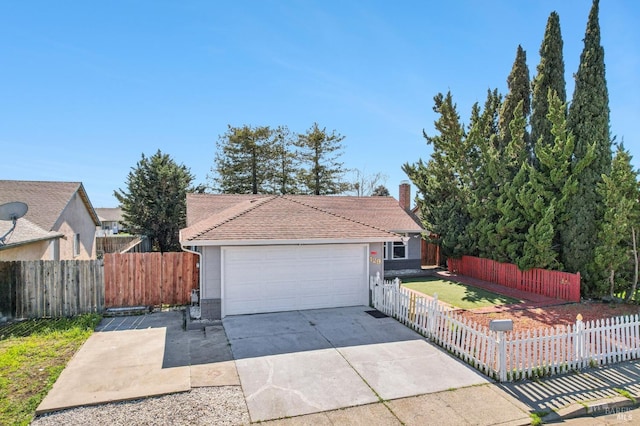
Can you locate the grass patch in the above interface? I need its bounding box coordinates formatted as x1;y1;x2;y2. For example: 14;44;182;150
0;314;101;426
402;277;522;310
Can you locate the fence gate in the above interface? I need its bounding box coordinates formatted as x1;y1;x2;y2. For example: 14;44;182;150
103;252;199;308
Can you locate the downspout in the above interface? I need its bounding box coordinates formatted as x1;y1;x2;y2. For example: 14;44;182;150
180;231;202;303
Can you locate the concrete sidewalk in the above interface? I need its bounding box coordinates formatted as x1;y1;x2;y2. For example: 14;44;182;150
261;384;532;425
36;311;238;414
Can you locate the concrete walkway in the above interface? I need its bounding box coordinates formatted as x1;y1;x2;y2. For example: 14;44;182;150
36;311;238;414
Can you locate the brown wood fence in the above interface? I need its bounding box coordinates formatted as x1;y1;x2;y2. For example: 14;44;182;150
0;260;104;319
103;252;199;308
447;255;581;302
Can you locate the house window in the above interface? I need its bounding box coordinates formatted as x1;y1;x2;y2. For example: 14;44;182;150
392;240;407;259
73;233;80;257
383;242;388;260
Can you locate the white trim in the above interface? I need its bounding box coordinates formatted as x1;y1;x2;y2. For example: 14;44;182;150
183;237;402;246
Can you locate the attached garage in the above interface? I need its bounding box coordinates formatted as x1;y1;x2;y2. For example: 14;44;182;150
222;244;368;316
180;194;422;320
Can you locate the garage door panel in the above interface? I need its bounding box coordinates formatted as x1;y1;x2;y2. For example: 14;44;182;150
223;244;368;316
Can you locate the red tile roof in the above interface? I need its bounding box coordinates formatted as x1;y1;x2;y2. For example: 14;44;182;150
181;194;423;244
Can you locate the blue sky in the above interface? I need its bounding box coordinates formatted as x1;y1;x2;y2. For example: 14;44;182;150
1;1;638;207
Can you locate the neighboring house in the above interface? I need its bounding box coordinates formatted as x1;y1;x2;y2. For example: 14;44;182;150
96;207;125;236
0;180;101;261
180;191;423;319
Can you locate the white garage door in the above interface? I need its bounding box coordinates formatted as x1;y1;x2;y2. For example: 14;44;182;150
223;244;368;316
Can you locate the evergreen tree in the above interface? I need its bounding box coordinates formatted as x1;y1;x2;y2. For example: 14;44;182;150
212;125;275;194
594;144;638;298
564;0;612;293
296;123;349;195
491;101;530;263
499;45;531;155
267;125;299;194
517;92;594;270
403;92;472;258
466;89;502;259
372;185;390;196
531;11;566;155
115;150;194;253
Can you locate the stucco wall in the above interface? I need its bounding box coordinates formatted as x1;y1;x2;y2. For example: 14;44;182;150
52;192;97;260
0;239;58;261
368;242;384;279
200;246;222;319
384;232;422;271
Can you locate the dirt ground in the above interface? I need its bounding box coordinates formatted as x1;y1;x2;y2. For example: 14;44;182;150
458;301;640;332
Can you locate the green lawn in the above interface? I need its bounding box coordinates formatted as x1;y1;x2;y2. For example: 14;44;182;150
0;314;101;426
402;277;522;310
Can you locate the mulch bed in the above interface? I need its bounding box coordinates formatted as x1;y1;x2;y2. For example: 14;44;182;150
458;300;640;332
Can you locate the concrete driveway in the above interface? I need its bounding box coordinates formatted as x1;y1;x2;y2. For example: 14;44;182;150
223;306;490;422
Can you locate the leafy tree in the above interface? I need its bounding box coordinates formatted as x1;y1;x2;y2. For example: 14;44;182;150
296;123;350;195
115;150;194;252
372;185;390;196
403;92;472;258
594;144;638;298
531;11;566;155
564;0;612;293
499;45;531;155
349;168;388;196
211;125;274;194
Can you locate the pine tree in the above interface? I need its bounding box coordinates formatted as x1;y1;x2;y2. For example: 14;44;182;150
564;0;612;293
403;92;472;258
499;45;531;155
531;11;566;155
296;123;349;195
267;126;299;194
115;150;194;252
212;125;275;194
594;144;638;298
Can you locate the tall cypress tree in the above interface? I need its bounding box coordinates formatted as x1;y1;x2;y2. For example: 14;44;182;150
531;11;566;155
594;144;638;298
564;0;612;293
403;92;472;258
499;45;531;155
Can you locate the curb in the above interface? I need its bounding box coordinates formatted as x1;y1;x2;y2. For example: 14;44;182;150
543;394;639;422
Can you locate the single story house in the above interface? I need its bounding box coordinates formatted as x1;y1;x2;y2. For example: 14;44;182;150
180;191;423;319
95;207;126;236
0;180;101;261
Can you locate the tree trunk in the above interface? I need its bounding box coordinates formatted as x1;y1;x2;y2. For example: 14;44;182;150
626;226;638;302
609;268;615;299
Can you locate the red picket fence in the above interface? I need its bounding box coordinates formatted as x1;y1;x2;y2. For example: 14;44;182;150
104;252;199;308
447;255;580;302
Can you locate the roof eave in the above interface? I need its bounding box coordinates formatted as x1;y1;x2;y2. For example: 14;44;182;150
180;237;403;246
0;234;64;251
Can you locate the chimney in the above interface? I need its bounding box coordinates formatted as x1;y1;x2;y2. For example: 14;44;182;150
399;181;411;211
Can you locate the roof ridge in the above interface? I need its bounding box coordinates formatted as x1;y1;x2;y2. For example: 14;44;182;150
282;196;402;238
189;195;277;240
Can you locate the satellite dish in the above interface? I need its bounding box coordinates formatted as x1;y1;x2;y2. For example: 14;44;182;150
0;201;28;246
0;202;28;221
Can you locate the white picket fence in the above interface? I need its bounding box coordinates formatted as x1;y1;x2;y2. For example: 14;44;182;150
370;274;640;382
